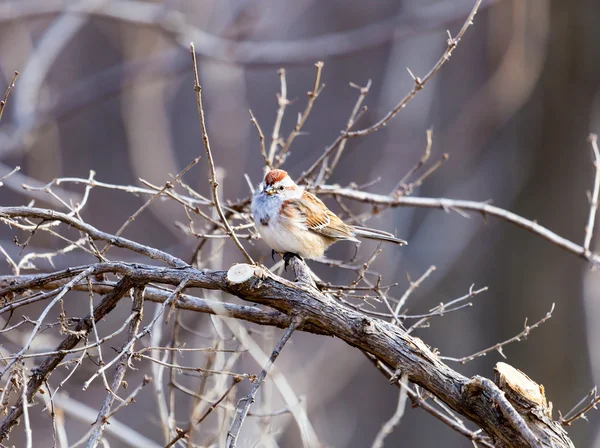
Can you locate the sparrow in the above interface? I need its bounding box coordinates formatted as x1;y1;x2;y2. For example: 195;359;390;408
251;169;407;260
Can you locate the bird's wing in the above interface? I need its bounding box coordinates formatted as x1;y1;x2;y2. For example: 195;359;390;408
285;191;358;241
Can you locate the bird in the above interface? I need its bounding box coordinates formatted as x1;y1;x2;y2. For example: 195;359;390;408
251;169;406;261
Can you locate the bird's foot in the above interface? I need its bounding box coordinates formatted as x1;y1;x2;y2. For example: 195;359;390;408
271;249;277;262
283;252;303;271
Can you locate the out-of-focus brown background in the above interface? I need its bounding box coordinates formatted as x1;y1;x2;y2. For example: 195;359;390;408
1;0;600;446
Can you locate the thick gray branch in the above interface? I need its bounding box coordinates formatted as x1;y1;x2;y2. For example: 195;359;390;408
0;261;573;446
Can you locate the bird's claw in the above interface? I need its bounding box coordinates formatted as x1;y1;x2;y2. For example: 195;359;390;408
271;249;277;262
283;252;303;271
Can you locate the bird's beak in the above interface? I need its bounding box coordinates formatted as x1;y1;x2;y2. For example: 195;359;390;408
264;187;275;196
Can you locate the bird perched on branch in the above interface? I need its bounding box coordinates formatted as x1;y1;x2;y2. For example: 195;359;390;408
251;169;406;261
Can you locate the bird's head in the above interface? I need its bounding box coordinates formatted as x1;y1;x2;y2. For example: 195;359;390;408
260;169;299;197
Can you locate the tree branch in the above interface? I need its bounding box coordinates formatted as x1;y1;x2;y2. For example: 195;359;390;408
190;42;254;264
316;185;600;265
85;285;145;448
227;318;301;447
0;206;187;267
0;276;134;441
0;253;575;446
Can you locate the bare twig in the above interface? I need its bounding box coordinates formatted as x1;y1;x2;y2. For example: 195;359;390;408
82;280;189;390
85;286;145;448
393;265;436;319
0;277;135;440
371;374;409;448
392;128;434;193
249;110;270;170
267;69;289;165
104;155;202;256
367;354;494;447
560;386;600;426
0;206;188;267
21;365;32;448
275;61;324;167
315;185;600;265
0;71;19;121
0;165;21;187
227;318;301;447
347;0;482;138
190;42;254;264
396;152;449;197
442;304;555;363
164;377;242;447
407;285;488;333
584;134;600;253
322;80;372;182
297;0;482;185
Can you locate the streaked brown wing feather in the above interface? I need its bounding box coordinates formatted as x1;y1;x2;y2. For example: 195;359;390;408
286;191;357;241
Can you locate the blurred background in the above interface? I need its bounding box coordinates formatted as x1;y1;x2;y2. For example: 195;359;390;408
1;0;600;446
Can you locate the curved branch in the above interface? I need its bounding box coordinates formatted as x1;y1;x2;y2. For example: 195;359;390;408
315;185;600;265
0;206;187;267
0;259;572;446
0;271;328;335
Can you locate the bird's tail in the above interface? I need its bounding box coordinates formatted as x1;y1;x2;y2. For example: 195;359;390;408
351;226;407;245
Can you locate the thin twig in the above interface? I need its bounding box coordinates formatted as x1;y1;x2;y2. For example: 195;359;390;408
322;80;372;183
392;128;434;193
164;377;242;447
0;277;135;441
560;386;600;426
371;374;409;448
441;304;555;363
22;365;32;448
275;61;324;167
227;318;301;447
315;185;600;265
82;280;188;390
347;0;482;138
366;354;494;448
103;155;201;256
85;286;145;448
190;42;254;264
584;134;600;253
0;165;21;187
297;0;481;185
267;68;288;165
0;206;188;267
396;153;449;197
135;354;253;379
393;265;436;319
0;71;19;122
249;109;270;169
407;285;487;333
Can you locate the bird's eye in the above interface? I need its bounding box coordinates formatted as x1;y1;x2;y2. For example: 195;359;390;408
279;186;284;190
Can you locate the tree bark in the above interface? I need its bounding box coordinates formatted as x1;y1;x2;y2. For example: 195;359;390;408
0;259;576;447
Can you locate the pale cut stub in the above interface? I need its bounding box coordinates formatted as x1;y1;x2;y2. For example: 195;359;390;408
227;264;261;284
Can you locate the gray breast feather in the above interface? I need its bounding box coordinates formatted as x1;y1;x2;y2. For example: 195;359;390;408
251;191;282;227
